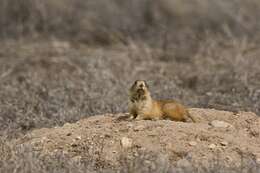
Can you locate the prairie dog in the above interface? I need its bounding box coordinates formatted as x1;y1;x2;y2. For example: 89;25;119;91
128;80;196;122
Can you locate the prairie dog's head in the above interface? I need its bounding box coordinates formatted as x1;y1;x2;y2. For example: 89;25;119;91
129;80;150;101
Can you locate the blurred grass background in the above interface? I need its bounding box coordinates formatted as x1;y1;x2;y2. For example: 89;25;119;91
1;0;260;43
0;0;260;172
0;0;259;137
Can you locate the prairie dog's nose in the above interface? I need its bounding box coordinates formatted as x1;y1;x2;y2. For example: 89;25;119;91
139;83;144;88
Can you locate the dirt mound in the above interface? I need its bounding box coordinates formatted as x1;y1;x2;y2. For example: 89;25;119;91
16;108;260;172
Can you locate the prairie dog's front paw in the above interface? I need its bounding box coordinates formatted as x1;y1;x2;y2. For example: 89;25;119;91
128;115;136;121
135;115;145;121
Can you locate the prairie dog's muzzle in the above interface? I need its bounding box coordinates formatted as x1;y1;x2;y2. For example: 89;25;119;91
137;83;145;91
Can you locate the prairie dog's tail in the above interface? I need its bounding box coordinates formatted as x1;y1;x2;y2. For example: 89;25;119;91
186;111;197;123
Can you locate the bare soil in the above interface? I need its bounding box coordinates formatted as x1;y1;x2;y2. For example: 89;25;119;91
1;1;260;172
16;108;260;172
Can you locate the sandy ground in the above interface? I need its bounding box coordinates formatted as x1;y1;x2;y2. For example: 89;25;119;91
16;108;260;171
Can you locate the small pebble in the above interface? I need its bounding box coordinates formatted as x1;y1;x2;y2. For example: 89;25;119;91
208;144;216;149
210;120;232;128
177;159;191;168
189;141;197;146
220;141;228;146
63;123;71;128
134;125;145;131
256;158;260;164
71;143;77;147
75;136;81;140
226;156;232;162
66;132;72;136
120;137;133;148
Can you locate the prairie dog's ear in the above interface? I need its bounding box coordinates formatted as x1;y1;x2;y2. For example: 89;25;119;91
144;81;149;88
130;80;138;90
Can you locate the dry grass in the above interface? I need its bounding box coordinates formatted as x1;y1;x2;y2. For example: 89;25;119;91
0;138;259;173
0;38;259;172
0;0;260;172
1;0;260;43
0;37;259;138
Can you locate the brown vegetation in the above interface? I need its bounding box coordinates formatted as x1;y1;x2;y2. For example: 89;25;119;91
0;0;260;172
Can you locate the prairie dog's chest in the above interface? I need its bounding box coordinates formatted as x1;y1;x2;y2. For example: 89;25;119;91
129;99;151;113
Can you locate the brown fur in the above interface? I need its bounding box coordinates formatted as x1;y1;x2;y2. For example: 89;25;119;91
128;80;196;122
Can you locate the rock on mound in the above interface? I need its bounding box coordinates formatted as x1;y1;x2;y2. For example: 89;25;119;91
17;108;260;172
